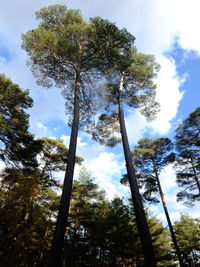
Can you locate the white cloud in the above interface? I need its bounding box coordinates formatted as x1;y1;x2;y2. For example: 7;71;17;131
0;161;6;171
148;56;185;134
157;212;180;224
84;152;125;199
124;56;184;138
37;122;48;131
120;0;200;57
159;165;178;194
125;110;147;145
76;137;106;162
158;0;200;54
32;122;49;138
54;139;126;200
61;135;87;148
54;134;125;200
87;152;123;178
125;56;185;138
148;205;159;216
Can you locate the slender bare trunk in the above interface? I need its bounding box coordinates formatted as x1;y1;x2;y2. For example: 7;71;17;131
152;160;184;267
50;69;81;266
117;73;157;267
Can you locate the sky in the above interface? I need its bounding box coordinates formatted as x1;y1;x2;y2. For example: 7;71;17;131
0;0;200;224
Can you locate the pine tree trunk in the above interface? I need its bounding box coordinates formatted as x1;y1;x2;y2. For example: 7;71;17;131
152;160;184;267
117;73;157;267
50;69;81;266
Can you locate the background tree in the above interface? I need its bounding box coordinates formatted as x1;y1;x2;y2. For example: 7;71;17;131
175;107;200;205
174;214;200;266
0;168;59;266
64;167;107;266
132;137;183;266
0;136;81;266
22;5;136;264
88;47;160;266
0;162;175;266
37;137;83;186
64;168;174;267
148;214;175;267
0;73;41;168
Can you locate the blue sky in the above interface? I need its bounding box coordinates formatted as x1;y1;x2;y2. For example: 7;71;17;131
0;0;199;223
169;46;200;119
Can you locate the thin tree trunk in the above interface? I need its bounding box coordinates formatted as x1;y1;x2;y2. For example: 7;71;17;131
50;69;81;266
152;160;184;267
191;158;200;195
38;226;49;264
117;72;157;267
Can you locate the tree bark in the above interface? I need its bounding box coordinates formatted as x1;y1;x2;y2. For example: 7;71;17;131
117;73;157;267
152;160;184;267
50;69;81;266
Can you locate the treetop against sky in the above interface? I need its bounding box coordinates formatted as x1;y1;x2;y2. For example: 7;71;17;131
0;0;199;223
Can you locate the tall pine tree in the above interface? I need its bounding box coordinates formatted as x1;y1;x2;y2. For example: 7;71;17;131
175;107;200;205
0;73;40;168
88;47;160;266
22;5;136;265
132;138;184;266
